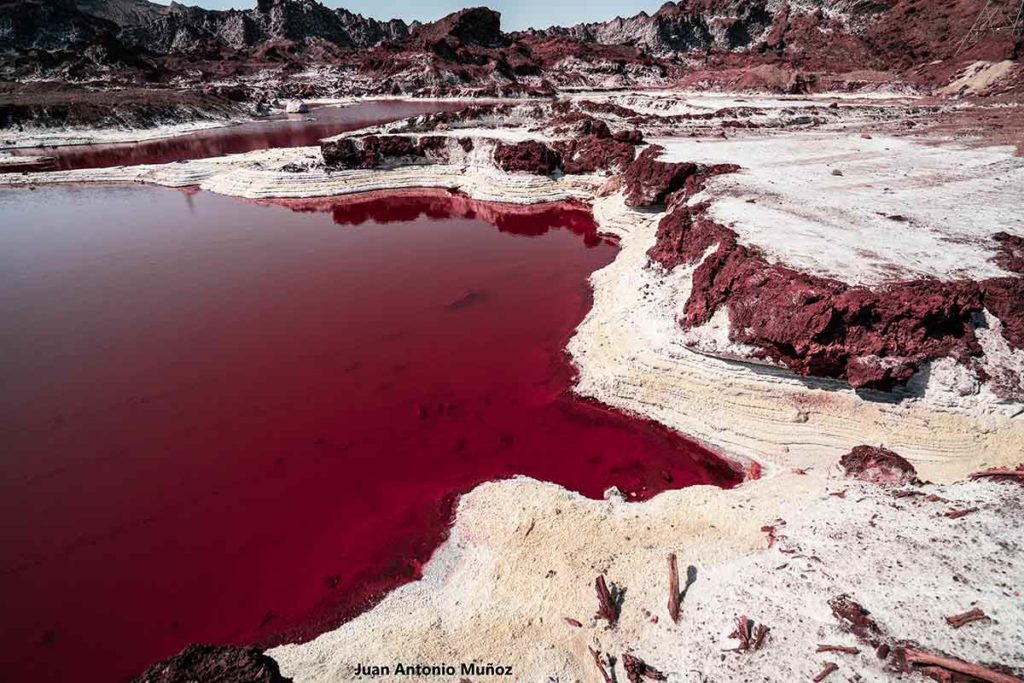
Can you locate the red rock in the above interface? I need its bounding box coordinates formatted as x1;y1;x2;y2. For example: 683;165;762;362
132;644;291;683
991;232;1024;275
981;277;1024;350
417;135;452;162
839;445;917;486
577;99;642;119
321;134;423;168
320;137;363;168
410;7;504;48
650;202;986;390
554;136;636;174
623;145;698;207
612;129;644;145
493;140;561;175
544;112;613;138
362;134;419;165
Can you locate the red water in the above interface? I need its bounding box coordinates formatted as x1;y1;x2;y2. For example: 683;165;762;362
0;186;739;682
5;99;470;171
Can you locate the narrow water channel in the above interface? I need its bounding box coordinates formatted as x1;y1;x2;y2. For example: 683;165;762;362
5;99;471;171
0;185;738;682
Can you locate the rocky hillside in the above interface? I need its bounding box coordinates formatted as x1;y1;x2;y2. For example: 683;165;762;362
4;0;1018;69
0;0;411;56
124;0;410;54
538;0;1021;76
0;0;1019;126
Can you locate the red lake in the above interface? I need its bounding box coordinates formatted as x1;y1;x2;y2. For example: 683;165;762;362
0;185;739;682
4;99;471;171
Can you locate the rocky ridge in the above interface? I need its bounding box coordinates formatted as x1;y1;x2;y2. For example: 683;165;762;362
539;0;1022;81
1;0;1020;110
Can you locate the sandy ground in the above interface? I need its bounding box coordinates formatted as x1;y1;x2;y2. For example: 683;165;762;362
2;91;1022;682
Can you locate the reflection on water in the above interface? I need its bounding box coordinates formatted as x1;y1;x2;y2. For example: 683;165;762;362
7;100;470;171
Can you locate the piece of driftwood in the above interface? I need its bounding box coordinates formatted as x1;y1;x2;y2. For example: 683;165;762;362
943;507;980;519
903;648;1024;683
812;662;838;682
622;654;666;683
668;554;681;623
594;575;624;626
969;465;1024;481
728;615;769;653
944;607;989;629
816;645;860;655
589;647;613;683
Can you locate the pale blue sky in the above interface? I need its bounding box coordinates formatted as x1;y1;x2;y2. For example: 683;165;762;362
154;0;666;30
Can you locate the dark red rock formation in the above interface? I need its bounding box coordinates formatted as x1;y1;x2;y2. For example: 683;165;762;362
623;146;698;208
555;136;636;174
322;134;443;168
360;134;420;166
839;446;917;486
612;129;645;145
541;112;642;174
982;232;1024;350
642;158;1024;391
577;99;643;120
544;112;613;138
320;137;364;168
410;6;504;48
981;277;1024;350
650;197;990;390
417;135;452;162
992;232;1024;275
493;140;561;175
690;244;982;390
132;644;291;683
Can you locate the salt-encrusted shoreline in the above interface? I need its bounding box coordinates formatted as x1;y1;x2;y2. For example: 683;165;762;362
3;93;1022;682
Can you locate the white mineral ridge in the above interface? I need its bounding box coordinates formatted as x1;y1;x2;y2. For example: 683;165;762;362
652;133;1024;286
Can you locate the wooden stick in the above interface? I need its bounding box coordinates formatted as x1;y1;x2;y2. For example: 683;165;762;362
945;607;988;629
589;647;613;683
812;662;838;682
667;553;681;623
622;653;666;682
751;623;768;651
904;648;1024;683
969;466;1024;481
816;645;859;655
594;575;619;626
735;615;751;650
943;507;980;519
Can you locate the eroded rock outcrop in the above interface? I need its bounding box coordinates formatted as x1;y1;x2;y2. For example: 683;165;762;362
493;140;561;175
839;445;917;486
545;113;639;174
660;210;987;390
320;134;457;169
132;644;292;683
646;174;1024;390
554;136;637;174
622;145;698;208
